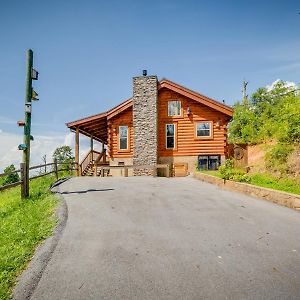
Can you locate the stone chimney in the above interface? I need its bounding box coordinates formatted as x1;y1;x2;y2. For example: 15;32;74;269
132;75;158;176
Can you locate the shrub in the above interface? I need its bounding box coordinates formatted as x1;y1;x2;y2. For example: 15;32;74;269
265;143;294;175
1;165;20;186
219;159;250;183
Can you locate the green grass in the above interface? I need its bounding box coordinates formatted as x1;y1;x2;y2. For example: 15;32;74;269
197;169;223;179
197;170;300;195
0;175;59;300
250;173;300;195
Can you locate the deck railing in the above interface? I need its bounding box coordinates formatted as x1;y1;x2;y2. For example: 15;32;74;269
96;164;170;178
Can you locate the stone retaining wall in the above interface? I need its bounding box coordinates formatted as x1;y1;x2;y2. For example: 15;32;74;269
193;172;300;211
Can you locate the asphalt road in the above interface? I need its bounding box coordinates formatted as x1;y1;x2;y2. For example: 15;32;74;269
30;177;300;300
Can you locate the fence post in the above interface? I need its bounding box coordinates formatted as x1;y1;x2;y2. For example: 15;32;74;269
54;159;58;180
20;163;26;198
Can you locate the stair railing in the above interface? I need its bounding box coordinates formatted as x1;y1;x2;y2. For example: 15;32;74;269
93;149;107;176
79;150;102;176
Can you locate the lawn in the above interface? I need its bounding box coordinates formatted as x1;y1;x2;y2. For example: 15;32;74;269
250;173;300;195
0;175;59;300
198;170;300;195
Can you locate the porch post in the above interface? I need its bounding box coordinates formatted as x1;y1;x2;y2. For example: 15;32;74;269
75;127;80;176
102;142;106;163
90;135;93;161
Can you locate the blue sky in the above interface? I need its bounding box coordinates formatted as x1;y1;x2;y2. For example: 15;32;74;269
0;0;299;168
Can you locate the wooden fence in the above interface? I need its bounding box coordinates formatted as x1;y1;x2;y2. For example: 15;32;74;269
0;161;78;194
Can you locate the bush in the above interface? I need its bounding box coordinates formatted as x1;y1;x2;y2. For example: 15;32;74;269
265;143;294;175
1;165;19;187
219;159;250;183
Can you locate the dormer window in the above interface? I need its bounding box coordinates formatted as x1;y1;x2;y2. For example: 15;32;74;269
168;100;181;116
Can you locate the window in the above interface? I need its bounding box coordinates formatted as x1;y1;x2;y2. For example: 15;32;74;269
166;124;175;149
198;155;221;170
168;100;181;116
119;126;128;150
195;122;212;138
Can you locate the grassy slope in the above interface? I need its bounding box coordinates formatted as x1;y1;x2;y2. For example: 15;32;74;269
0;175;59;300
198;170;300;195
250;173;300;195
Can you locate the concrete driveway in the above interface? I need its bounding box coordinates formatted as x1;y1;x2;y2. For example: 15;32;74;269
29;177;300;299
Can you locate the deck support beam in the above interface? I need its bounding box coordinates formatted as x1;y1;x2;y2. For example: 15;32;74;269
90;135;93;161
75;127;80;176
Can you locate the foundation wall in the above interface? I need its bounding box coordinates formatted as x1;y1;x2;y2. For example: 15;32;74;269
109;157;133;177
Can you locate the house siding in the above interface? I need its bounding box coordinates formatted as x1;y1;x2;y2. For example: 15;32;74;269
107;88;230;167
107;108;133;159
157;88;228;157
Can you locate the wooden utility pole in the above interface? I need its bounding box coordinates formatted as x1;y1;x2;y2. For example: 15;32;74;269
20;49;39;198
242;80;248;105
22;50;33;197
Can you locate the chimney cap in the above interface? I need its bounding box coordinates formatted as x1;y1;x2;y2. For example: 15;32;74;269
142;70;147;76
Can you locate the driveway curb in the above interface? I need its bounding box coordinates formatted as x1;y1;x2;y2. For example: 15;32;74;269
12;191;68;300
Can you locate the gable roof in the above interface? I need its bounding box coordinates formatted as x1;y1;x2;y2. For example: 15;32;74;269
159;79;233;116
107;78;233;118
66;78;233;142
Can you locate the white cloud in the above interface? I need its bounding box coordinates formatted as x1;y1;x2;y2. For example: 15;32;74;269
266;79;298;92
63;132;74;147
0;130;91;172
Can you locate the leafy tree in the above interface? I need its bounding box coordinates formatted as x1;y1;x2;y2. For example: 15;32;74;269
52;146;74;165
2;164;20;186
228;102;260;144
229;80;300;145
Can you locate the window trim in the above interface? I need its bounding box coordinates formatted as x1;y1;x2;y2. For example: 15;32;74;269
118;125;130;152
194;121;213;139
167;100;182;117
165;123;177;150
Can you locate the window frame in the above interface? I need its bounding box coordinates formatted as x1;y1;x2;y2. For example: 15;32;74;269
118;125;129;152
167;100;182;117
194;121;213;139
165;123;177;150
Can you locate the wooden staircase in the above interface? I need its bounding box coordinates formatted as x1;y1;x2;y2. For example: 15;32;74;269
79;149;109;177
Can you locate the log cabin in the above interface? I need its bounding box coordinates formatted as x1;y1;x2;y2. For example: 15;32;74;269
66;74;233;176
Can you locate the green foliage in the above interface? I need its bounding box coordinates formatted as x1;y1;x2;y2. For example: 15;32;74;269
53;146;74;171
228;103;261;144
218;159;250;183
228;80;300;145
52;146;74;164
0;175;59;299
265;143;294;174
2;165;20;186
